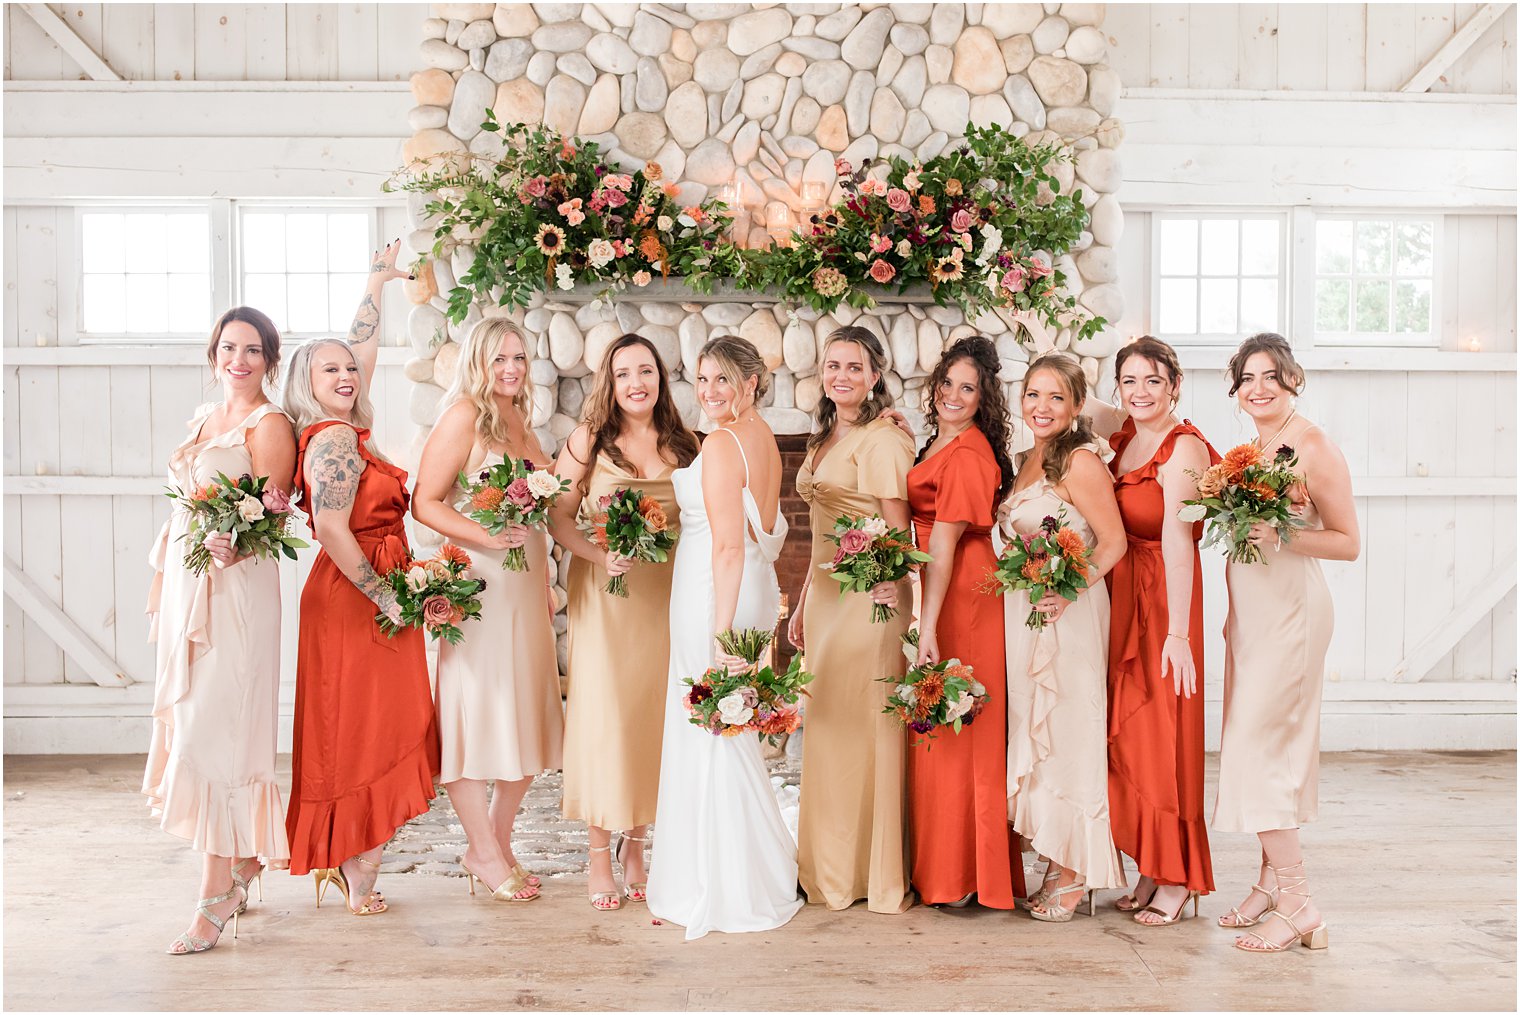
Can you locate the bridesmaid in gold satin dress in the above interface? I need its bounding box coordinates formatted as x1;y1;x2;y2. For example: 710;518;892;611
1211;333;1359;953
548;333;700;911
789;326;915;914
412;319;564;903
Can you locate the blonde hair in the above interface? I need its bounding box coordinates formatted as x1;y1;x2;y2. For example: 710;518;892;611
697;335;769;418
281;338;376;432
1023;353;1097;485
447;318;535;447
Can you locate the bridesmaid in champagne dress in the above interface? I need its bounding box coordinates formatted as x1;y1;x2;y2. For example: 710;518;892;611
791;327;915;914
1001;355;1127;922
906;336;1023;910
145;307;294;954
412;319;564;903
1105;337;1219;925
283;243;440;915
1211;333;1359;953
549;333;699;911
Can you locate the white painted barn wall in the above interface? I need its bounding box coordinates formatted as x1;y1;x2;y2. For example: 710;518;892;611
2;2;1516;751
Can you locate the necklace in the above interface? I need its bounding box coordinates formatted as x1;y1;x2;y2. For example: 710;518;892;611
1255;409;1297;451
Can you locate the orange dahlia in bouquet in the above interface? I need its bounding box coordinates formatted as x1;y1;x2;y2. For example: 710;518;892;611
985;508;1093;630
374;544;484;644
1179;442;1305;565
580;486;678;597
883;649;987;748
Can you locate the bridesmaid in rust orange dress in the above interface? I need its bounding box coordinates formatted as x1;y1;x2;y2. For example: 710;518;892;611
1105;338;1219;925
281;243;440;915
906;336;1023;910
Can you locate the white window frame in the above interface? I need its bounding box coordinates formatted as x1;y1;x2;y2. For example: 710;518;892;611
231;202;380;340
1148;209;1290;347
1304;211;1442;349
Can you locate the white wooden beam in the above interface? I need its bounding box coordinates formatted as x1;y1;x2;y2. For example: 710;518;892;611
17;3;121;82
1401;3;1514;93
1392;561;1519;682
3;558;131;687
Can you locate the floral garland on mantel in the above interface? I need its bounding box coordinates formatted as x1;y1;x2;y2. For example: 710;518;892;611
389;119;1103;342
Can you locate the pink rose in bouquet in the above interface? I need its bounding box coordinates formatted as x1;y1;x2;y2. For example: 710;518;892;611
422;594;455;628
1001;265;1028;294
260;484;292;514
869;259;897;284
885;188;911;213
839;528;871;555
505;477;534;508
951;209;975;233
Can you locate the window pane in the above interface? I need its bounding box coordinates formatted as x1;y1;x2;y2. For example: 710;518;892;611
166;214;209;273
328;273;365;332
1158;219;1197;275
82;214;126;274
1395;279;1432;333
1158;278;1197;334
1241;220;1279;275
1354;278;1390;332
1199;278;1237;333
167;273;210;333
127;213;168;274
1396;221;1433;277
1240;278;1278;333
1316;279;1350;331
1354;221;1391;274
242;214;285;272
285;215;328;273
287;272;329;332
124;273;168;332
81;273;125;332
1200;219;1239;276
243;273;287;330
327;214;370;272
1316;220;1352;273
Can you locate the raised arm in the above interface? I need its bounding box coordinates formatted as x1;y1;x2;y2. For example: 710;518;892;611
1156;434;1210;698
411;401;521;553
347;238;410;395
304;423;401;623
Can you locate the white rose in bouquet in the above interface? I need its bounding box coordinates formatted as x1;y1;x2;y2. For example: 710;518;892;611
237;495;266;522
404;565;430;593
716;691;754;727
526;470;561;499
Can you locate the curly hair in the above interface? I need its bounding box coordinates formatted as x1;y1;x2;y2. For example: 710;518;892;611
808;326;894;451
574;333;700;496
919;335;1015;506
1023;353;1097;486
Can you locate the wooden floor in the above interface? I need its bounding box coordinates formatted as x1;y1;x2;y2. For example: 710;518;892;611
3;751;1514;1011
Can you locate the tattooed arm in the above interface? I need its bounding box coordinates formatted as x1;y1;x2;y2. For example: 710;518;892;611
346;237;411;398
304;423;402;623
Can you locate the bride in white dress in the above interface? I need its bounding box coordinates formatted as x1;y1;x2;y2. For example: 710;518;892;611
647;336;804;940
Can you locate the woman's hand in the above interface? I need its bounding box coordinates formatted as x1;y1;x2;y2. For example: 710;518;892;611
880;407;916;439
500;522;530;549
1161;635;1196;698
370;237;411;284
915;627;940;667
203;532;238;569
868;580;900;610
714;635;748;673
787;585;807;650
1245;521;1280;549
603;551;632;580
1034;590;1072;624
374;586;404;626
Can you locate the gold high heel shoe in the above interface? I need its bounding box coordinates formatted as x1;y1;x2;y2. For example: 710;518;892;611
231;858;263;917
1234;861;1328;952
314;862;387;916
513;864;541;889
1019;859;1064;913
1028;880;1095;923
615;833;650;903
461;862;539;903
1219;858;1278;929
166;886;240;954
586;845;620;911
1133;888;1200;926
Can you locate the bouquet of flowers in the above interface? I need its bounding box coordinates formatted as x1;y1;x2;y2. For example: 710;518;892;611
745;123;1103;340
682;629;813;746
883;657;987;746
374;544;484;645
1179;442;1306;565
165;472;308;577
986;509;1093;630
819;514;931;623
460;458;570;572
389;119;741;317
582;486;677;597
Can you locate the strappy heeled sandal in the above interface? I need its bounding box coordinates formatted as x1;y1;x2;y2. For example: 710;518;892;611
230;858;264;917
1114;875;1156;913
1234;861;1328;952
1218;864;1278;929
462;861;539;903
1019;860;1064;912
166;886;240;954
513;864;541;890
1028;880;1094;923
314;862;387;916
1134;888;1199;926
615;833;650;903
586;845;620;911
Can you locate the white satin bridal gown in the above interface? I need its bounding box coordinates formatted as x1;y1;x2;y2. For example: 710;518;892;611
646;428;804;940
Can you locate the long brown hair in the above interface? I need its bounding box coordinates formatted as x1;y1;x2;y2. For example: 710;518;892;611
919;335;1015;505
206;306;282;386
808;326;894;450
575;333;699;495
1023;354;1097;485
1227;332;1305;396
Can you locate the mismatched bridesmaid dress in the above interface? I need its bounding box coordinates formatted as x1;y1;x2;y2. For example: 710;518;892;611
143;402;290;862
905;427;1023;909
1106;419;1219;894
437;450;564;786
1001;445;1125;891
561;455;676;830
285;420;440;876
795;416;915;914
1213;495;1334;833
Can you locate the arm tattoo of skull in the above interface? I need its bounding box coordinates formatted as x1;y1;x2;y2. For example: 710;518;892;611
347;292;380;346
307;425;363;519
